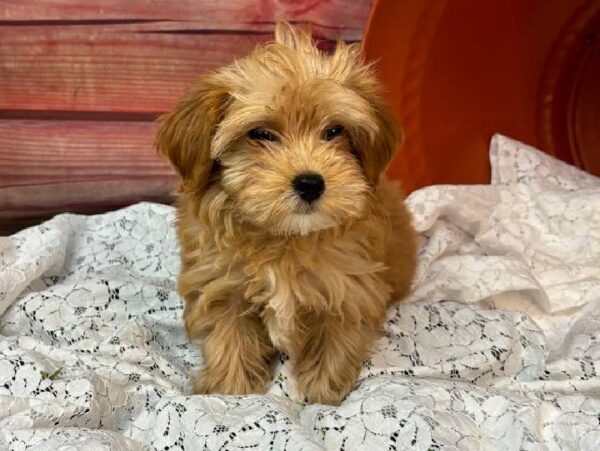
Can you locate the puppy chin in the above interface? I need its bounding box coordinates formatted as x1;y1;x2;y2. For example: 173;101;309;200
272;211;338;236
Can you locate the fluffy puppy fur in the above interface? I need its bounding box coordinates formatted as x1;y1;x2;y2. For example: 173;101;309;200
156;23;417;405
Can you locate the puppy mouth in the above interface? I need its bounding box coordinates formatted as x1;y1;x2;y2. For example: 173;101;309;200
275;210;337;236
295;201;317;215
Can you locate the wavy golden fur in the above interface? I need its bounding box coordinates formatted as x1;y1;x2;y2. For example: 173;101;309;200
156;23;417;405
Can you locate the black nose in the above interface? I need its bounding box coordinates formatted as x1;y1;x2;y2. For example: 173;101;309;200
292;172;325;203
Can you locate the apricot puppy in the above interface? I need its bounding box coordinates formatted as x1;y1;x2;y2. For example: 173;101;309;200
156;23;417;405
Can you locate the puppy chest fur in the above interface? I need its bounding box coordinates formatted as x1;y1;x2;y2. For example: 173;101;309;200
180;208;394;357
256;230;392;356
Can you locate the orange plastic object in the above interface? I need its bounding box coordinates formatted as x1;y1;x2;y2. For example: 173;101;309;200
362;0;600;192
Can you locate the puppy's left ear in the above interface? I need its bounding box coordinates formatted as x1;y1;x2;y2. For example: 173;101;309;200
335;42;401;186
362;97;401;185
156;73;229;193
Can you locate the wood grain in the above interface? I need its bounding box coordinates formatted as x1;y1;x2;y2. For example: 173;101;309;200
0;22;359;113
0;24;266;113
0;0;370;37
0;119;176;219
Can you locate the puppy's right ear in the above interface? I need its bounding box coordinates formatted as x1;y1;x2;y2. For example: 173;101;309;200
156;74;229;193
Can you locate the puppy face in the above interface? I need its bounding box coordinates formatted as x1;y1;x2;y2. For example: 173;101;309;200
157;23;399;236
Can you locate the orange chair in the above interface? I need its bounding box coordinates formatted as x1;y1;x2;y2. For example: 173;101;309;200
362;0;600;192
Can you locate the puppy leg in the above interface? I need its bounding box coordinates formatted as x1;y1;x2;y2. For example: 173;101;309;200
185;289;275;395
293;310;383;405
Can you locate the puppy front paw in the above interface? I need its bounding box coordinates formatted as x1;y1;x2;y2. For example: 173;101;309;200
296;362;360;406
191;363;270;396
188;301;276;397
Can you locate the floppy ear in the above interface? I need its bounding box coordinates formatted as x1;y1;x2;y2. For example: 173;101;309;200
156;73;229;193
337;52;401;184
362;97;401;185
343;93;401;186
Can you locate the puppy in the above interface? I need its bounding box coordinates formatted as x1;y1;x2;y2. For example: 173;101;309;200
156;23;417;405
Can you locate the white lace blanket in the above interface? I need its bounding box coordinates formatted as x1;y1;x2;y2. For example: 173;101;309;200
1;135;599;450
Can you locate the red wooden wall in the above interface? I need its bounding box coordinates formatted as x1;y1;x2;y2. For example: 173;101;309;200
0;0;371;234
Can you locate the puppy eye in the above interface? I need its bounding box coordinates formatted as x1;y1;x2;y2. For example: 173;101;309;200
324;125;344;141
248;128;278;142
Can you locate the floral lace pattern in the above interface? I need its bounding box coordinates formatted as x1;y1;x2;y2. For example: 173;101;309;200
1;135;599;450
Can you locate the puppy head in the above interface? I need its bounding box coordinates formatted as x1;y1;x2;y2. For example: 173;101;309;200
157;22;400;236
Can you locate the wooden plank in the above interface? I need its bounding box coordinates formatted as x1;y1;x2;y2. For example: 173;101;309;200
0;3;368;114
0;24;268;113
0;119;176;219
0;19;361;114
0;0;370;38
